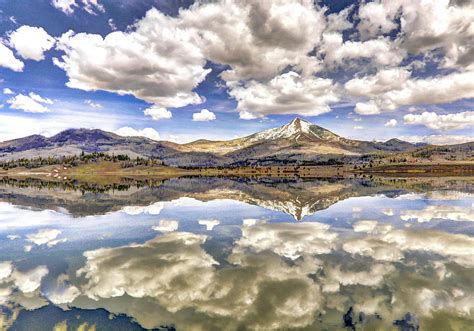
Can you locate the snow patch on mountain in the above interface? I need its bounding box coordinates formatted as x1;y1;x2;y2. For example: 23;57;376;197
249;118;318;143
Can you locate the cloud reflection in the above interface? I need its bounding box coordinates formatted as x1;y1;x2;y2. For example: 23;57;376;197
73;219;474;329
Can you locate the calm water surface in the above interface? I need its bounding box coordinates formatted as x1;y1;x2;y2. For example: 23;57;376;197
0;176;473;330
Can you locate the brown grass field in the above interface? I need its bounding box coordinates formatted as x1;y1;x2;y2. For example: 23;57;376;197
1;161;473;185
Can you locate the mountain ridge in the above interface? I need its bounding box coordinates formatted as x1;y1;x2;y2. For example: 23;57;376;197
1;118;471;167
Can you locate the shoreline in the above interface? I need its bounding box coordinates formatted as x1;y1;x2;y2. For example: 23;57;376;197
1;162;473;183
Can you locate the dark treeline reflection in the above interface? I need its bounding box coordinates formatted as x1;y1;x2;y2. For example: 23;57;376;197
0;175;472;219
0;176;164;193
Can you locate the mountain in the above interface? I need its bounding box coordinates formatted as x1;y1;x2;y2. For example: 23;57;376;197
380;141;474;163
0;128;182;162
1;117;466;167
183;118;422;165
184;118;346;154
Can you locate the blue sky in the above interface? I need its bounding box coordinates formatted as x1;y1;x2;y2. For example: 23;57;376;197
0;0;473;144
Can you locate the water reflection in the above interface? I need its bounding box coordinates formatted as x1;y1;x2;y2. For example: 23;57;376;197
1;176;472;220
0;176;473;330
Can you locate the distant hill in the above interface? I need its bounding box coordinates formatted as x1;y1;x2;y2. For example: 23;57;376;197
381;141;474;163
0;118;471;166
0;128;177;161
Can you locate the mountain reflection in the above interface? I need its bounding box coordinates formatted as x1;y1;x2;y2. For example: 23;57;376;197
0;176;473;330
1;176;472;220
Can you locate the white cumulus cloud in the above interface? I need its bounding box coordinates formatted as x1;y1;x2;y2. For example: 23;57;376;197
0;42;24;72
108;18;117;31
321;33;405;68
384;119;397;127
353;0;474;70
181;1;326;81
53;8;210;113
404;111;474;131
81;0;104;15
51;0;104;15
29;92;53;104
143;106;172;121
345;68;410;99
20;0;474;123
114;127;160;141
228;71;339;119
51;0;77;14
51;1;335;119
348;70;474;113
192;109;216;122
357;1;399;39
7;92;53;113
355;102;380;115
396;0;474;70
400;135;473;145
9;26;55;61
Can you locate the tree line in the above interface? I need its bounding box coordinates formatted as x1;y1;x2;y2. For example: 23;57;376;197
0;151;163;170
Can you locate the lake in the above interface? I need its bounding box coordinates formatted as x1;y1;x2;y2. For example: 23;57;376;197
0;176;473;330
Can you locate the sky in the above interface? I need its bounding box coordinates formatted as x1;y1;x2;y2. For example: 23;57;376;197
0;0;473;144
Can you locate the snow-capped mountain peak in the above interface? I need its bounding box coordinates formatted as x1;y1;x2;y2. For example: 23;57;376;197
285;117;312;135
249;117;332;143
